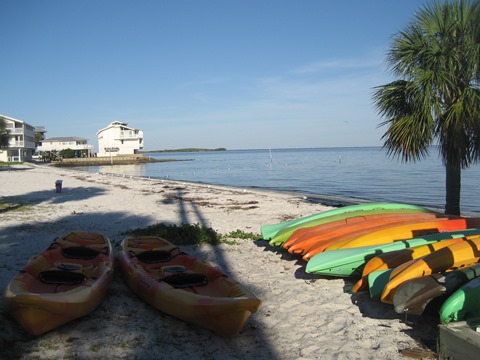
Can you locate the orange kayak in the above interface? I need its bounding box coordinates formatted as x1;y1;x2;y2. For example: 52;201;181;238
3;231;114;336
119;236;261;336
286;212;448;256
325;217;480;251
352;237;466;293
381;236;480;304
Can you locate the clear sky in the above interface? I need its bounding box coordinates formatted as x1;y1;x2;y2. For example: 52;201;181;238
1;0;428;151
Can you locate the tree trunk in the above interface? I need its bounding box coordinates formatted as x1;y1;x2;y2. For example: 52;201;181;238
445;161;461;215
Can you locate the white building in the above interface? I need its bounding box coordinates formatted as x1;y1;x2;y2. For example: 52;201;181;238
0;114;36;162
96;121;144;157
37;137;94;157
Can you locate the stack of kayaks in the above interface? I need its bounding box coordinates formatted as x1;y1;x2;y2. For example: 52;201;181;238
3;231;115;335
119;236;261;336
261;202;480;325
263;202;436;246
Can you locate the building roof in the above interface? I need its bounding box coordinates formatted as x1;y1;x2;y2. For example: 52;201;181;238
1;114;25;123
43;137;88;142
96;121;141;135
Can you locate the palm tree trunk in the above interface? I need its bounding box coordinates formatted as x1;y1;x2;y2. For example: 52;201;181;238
445;161;461;215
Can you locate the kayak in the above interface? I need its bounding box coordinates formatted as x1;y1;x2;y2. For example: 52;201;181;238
262;202;433;242
352;229;480;292
368;269;394;298
324;217;480;251
119;236;261;336
355;237;465;292
439;277;480;324
3;231;114;335
285;212;447;255
381;237;480;304
305;232;473;278
393;263;480;315
274;208;437;249
303;217;478;261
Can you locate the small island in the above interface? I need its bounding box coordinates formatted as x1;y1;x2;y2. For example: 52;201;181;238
142;148;227;153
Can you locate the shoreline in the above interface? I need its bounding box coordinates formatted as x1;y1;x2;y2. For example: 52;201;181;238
1;163;438;359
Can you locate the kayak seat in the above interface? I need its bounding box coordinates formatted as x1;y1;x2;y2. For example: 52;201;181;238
137;249;180;264
39;270;86;285
63;246;100;260
162;273;208;288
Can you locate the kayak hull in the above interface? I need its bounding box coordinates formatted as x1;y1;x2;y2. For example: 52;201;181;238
381;237;480;304
393;263;480;315
3;231;114;336
352;229;480;293
439;277;480;324
263;202;433;243
119;236;261;336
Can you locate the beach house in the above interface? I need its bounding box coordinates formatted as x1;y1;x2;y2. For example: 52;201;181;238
36;137;94;159
0;114;36;162
96;121;144;157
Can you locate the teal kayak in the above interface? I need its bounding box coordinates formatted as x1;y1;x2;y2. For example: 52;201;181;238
440;277;480;324
393;263;480;315
305;229;480;278
368;269;393;299
262;202;432;245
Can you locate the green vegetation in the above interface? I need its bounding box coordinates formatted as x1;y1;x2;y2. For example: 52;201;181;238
372;0;480;215
59;148;76;159
0;200;32;213
142;148;227;153
0;118;9;149
123;223;260;246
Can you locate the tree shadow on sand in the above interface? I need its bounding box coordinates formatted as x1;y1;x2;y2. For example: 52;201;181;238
0;187;275;359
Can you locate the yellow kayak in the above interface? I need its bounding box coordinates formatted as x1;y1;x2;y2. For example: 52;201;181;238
381;236;480;304
3;231;114;335
352;237;467;293
119;236;261;336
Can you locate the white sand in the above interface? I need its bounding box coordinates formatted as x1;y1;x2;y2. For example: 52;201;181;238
0;164;437;359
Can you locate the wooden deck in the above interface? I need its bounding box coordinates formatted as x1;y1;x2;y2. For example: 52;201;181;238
438;319;480;360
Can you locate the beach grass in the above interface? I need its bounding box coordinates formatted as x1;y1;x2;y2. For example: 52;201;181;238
123;223;259;245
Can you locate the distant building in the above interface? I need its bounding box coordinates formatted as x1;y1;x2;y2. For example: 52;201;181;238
0;114;36;162
34;126;47;145
96;121;144;157
37;136;94;158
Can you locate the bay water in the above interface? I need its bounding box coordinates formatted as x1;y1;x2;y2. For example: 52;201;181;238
78;147;480;214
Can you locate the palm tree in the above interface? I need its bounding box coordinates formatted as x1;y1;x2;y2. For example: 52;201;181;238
373;0;480;215
0;118;10;149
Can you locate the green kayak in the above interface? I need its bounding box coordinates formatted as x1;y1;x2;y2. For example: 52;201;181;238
368;269;393;299
440;277;480;324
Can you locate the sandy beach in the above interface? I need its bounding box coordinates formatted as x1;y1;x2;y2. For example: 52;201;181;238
1;163;438;359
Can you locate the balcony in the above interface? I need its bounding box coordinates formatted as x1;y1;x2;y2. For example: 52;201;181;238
37;144;93;152
115;130;143;140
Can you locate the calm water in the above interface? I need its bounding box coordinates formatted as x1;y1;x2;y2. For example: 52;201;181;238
79;147;480;214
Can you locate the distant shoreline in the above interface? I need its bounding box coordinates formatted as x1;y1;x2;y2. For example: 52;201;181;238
51;156;190;167
141;147;227;153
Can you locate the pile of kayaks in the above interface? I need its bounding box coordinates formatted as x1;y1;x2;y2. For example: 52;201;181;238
3;232;260;336
261;202;480;325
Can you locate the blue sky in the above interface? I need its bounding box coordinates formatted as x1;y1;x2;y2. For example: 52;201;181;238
1;0;428;151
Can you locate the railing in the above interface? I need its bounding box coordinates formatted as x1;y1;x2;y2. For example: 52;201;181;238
116;131;143;139
37;144;93;152
7;128;25;135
